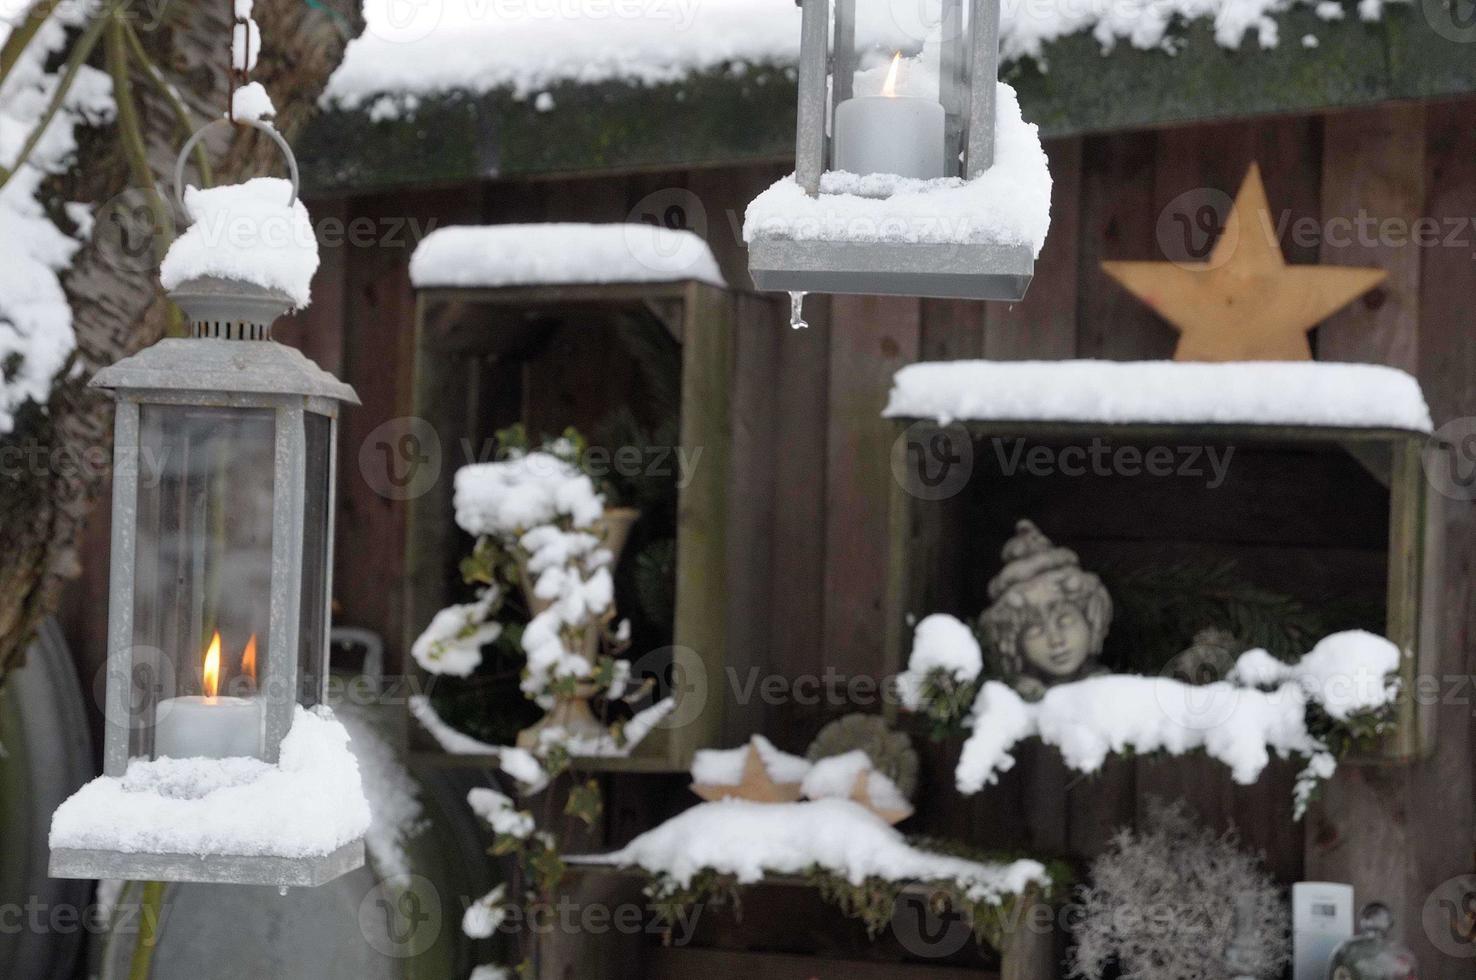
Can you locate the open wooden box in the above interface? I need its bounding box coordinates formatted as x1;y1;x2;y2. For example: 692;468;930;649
406;279;777;772
885;419;1445;764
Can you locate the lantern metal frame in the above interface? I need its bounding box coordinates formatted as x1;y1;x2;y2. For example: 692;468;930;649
49;122;364;888
747;0;1035;301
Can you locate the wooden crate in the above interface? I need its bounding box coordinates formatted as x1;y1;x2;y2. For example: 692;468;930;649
546;865;1057;980
885;420;1444;767
406;279;779;772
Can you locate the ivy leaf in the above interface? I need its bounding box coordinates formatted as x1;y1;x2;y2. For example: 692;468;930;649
564;778;603;828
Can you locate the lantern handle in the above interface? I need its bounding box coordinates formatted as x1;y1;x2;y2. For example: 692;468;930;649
173;117;300;219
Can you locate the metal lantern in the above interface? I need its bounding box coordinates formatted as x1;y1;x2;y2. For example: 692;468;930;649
48;121;364;888
747;0;1034;301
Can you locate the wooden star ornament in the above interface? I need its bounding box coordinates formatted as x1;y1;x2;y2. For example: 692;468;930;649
690;738;803;804
1101;163;1387;361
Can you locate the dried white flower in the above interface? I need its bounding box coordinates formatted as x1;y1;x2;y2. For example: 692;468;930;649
1069;799;1290;980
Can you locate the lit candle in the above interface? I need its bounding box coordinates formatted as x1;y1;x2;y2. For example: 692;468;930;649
832;53;945;180
154;631;264;760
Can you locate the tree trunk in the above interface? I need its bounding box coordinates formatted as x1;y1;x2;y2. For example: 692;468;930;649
0;0;362;686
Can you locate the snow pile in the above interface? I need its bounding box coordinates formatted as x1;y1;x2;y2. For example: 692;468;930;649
455;452;604;538
50;707;370;858
885;360;1433;433
950;631;1401;815
408;692;671;761
0;7;113;433
160;177;319;308
462;883;508;938
468;788;534;839
445;452;615;692
230;81;276;123
410;590;503;677
744;84;1050;255
1230;629;1401;721
895;613;983;711
589;798;1048;901
326;0;1380;111
410;224;725;290
690;734;812;786
800;750;911;815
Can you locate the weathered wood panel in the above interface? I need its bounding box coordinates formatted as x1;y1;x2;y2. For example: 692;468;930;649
1076;132;1173;359
985;136;1082;360
824;298;921;690
1316;105;1426;368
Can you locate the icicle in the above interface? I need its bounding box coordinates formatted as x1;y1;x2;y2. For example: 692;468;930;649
789;291;809;330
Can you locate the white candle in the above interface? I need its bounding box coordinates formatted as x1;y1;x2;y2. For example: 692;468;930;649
833;95;945;180
154;694;264;760
153;630;263;760
832;54;944;180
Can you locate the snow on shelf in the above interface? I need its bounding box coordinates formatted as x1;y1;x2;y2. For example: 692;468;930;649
49;707;369;860
326;0;1372;112
582;798;1049;902
885;360;1434;433
690;734;810;787
159;177;319;309
743;84;1050;255
409;224;725;291
948;629;1400;817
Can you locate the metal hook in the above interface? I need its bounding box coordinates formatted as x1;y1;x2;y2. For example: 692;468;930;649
172;117;300;220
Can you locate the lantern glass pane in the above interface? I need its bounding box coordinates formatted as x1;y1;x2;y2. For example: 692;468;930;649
129;404;274;760
297;412;332;707
831;0;954;180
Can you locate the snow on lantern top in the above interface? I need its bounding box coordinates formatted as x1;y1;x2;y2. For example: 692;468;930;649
745;0;1049;305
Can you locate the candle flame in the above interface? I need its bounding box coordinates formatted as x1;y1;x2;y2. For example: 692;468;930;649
881;52;902;98
242;633;258;683
203;630;222;700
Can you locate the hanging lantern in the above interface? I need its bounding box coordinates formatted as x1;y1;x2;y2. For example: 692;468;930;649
746;0;1045;312
48;120;367;888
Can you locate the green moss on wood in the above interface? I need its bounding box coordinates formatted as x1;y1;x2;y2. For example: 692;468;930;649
301;10;1476;194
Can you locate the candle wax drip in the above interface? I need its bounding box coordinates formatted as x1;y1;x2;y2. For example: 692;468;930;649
789;291;809;330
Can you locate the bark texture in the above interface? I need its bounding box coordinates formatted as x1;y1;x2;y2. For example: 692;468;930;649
0;0;361;685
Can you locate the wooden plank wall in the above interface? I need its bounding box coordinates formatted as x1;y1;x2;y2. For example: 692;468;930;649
58;97;1476;977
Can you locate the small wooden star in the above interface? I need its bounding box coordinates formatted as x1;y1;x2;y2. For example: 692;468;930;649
690;738;803;804
1102;163;1387;361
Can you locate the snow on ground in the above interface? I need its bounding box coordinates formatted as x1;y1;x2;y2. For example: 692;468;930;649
410;223;725;289
585;797;1048;901
0;7;113;433
885;360;1433;432
50;707;370;858
325;0;1392;111
743;83;1051;254
948;631;1401;810
160;177;319;308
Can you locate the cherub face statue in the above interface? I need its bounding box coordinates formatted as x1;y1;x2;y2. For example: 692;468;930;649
979;520;1113;695
1015;580;1094;678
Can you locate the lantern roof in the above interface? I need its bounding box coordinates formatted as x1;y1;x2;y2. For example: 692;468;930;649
90;337;360;405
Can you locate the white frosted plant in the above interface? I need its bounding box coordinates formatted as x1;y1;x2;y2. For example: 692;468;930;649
1069;800;1290;980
